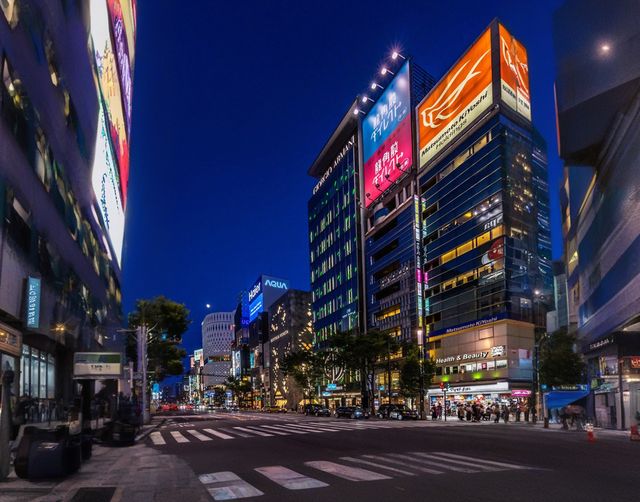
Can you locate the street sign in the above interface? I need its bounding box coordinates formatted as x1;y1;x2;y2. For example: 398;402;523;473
73;352;122;379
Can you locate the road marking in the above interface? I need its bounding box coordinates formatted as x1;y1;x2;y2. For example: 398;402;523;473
219;427;251;438
259;424;308;435
203;428;234;440
361;454;443;475
170;431;189;443
425;454;502;471
431;452;534;470
340;457;416;476
255;466;328;490
292;423;342;432
245;426;289;436
233;426;273;437
393;453;478;473
150;432;165;445
199;472;264;500
187;429;213;441
305;461;391;481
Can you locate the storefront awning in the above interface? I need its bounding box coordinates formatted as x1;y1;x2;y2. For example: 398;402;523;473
544;389;589;409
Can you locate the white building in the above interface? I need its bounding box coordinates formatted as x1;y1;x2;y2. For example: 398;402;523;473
201;311;235;387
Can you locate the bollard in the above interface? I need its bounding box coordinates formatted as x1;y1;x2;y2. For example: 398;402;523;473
0;369;15;480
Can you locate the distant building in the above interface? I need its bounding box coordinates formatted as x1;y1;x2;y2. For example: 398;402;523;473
201;310;234;387
554;0;640;429
268;290;313;409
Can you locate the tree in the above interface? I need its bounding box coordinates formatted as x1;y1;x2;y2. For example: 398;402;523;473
281;350;325;405
127;296;190;381
539;327;585;387
398;345;436;412
332;329;399;414
225;376;252;408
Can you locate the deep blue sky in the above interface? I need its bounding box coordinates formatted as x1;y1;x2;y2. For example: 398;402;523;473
123;0;565;359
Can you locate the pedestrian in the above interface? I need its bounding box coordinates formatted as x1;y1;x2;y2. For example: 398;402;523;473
436;403;442;420
516;403;521;422
502;404;510;423
466;403;472;421
458;404;464;421
431;405;437;421
523;403;530;422
493;404;500;423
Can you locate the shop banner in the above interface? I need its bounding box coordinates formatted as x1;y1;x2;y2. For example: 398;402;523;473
73;352;122;378
25;276;41;329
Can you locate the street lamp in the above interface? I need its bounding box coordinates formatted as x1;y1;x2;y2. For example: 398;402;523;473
361;95;374;104
381;67;394;76
391;50;406;60
370;82;383;90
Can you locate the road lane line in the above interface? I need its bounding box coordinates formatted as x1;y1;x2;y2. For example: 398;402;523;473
305;461;391;481
259;424;308;435
432;452;534;470
202;428;234;440
150;432;165;445
187;429;212;441
426;454;502;471
218;427;251;438
340;457;416;476
245;425;289;436
233;426;273;437
199;472;264;500
397;453;479;473
255;466;328;490
292;423;342;432
361;454;443;475
169;431;189;443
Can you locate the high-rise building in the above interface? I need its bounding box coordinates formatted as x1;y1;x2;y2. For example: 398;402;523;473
268;289;313;409
554;0;640;429
201;310;234;387
0;1;135;414
417;21;551;407
308;102;362;349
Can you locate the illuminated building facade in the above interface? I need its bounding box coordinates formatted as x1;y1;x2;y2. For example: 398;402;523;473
201;310;234;387
555;0;640;429
0;1;135;413
268;289;313;409
417;21;552;406
308;102;363;349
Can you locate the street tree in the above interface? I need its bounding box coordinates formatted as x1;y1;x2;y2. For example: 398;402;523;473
225;376;252;408
127;296;190;381
281;350;325;405
398;345;436;411
539;327;585;387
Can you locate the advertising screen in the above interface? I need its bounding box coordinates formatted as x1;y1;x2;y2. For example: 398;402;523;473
92;102;125;264
107;0;133;139
498;23;531;122
362;62;412;207
417;28;493;169
90;0;130;206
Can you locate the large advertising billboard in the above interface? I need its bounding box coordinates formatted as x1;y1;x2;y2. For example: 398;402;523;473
90;0;130;206
417;28;493;169
362;62;412;208
92;102;125;264
498;23;531;122
107;0;133;139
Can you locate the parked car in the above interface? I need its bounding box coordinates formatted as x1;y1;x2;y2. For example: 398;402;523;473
302;404;330;416
389;405;419;420
376;404;396;419
265;405;287;413
335;406;369;419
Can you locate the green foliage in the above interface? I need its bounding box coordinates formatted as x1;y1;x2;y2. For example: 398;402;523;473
127;296;190;381
539;328;585;387
398;345;436;400
225;376;252;407
281;350;324;399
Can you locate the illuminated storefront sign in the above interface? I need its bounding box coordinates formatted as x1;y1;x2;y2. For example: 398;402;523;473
498;23;531;122
0;325;20;357
108;0;133;138
92;103;125;264
25;277;41;329
429;381;510;395
73;352;122;378
248;281;262;302
90;0;130;205
417;28;493;169
363;62;412;207
265;279;287;289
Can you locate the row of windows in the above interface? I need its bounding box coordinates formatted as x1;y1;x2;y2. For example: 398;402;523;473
375;304;401;322
439;226;504;266
432;259;505;296
435;358;508;376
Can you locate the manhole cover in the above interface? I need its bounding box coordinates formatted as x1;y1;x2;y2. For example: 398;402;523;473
71;487;116;502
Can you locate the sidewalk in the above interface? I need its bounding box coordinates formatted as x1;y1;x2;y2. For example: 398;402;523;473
0;418;208;502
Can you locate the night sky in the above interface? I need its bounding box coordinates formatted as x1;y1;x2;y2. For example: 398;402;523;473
123;0;565;361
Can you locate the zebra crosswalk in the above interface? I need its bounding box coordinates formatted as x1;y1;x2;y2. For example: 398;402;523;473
198;451;537;500
150;420;426;446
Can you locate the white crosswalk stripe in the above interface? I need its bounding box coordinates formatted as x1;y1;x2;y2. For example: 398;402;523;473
361;454;444;475
431;452;535;470
233;426;273;437
150;432;165;445
188;429;213;441
259;424;308;434
305;460;391;481
199;472;263;500
255;466;328;490
340;456;416;476
203;428;234;440
170;431;189;443
390;452;478;473
245;425;289;436
219;427;251;438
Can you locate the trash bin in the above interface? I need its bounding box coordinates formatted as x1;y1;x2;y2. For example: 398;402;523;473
14;426;73;479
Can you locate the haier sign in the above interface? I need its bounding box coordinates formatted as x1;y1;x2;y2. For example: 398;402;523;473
247;275;290;323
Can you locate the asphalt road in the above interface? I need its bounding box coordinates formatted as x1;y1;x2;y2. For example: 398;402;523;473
144;411;640;501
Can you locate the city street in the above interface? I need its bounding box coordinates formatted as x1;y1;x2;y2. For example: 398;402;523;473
142;411;639;501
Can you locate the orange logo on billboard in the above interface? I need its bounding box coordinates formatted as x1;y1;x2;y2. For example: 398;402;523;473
499;23;531;121
417;28;493;168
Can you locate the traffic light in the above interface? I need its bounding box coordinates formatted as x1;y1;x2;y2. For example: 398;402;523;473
439;382;444;390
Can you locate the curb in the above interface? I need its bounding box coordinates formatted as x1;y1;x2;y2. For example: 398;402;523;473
135;418;166;442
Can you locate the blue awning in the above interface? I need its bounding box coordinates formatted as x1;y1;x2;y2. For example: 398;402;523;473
544;389;590;409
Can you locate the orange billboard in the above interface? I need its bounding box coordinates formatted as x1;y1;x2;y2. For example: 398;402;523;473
499;23;531;122
417;28;493;168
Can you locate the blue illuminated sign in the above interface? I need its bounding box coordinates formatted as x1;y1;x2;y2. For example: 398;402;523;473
26;277;41;329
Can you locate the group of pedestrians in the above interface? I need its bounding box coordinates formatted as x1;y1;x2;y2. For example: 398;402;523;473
430;401;531;423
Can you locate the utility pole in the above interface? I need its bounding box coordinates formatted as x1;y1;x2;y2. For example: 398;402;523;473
137;325;149;425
